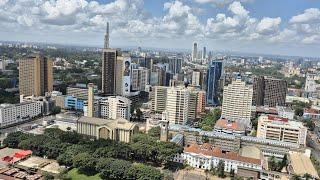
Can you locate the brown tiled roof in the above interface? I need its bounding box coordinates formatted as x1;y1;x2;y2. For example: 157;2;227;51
184;143;261;165
214;119;245;131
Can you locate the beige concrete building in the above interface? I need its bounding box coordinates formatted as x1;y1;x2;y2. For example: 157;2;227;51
150;86;168;113
100;96;131;120
77;116;138;143
221;78;253;124
257;115;307;146
19;53;53;96
131;67;149;91
87;83;94;118
67;86;88;100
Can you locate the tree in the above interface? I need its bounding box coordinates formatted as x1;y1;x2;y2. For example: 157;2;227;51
51;106;61;115
217;160;225;178
268;156;278;171
73;153;97;175
3;131;30;148
148;126;160;139
200;108;221;131
294;107;304;116
303;173;312;180
100;159;131;179
304;119;315;131
126;163;163;180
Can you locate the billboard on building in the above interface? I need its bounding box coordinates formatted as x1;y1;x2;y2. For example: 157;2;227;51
123;58;131;95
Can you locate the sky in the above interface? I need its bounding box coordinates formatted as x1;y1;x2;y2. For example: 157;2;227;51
0;0;320;57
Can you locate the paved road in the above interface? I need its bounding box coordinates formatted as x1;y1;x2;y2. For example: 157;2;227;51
307;131;320;161
0;116;54;142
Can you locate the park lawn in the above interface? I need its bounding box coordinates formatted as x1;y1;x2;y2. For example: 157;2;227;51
67;168;101;180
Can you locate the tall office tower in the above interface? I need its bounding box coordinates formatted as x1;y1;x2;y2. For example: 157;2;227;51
102;48;117;95
104;22;109;49
192;42;198;61
202;46;206;59
19;53;53;96
221;76;253;124
150;86;168;113
168;57;182;75
87;83;94;118
100;96;131;120
252;76;287;107
131;67;149;91
206;60;223;106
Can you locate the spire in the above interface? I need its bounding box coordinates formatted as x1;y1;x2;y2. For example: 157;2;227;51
104;22;109;49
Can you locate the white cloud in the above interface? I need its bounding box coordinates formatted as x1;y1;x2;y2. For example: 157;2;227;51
290;8;320;24
256;17;281;35
228;1;249;17
194;0;253;6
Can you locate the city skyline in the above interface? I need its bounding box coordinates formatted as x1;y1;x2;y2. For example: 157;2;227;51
0;0;320;57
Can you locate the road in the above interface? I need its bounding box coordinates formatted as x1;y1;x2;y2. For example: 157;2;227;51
307;131;320;161
0;116;54;142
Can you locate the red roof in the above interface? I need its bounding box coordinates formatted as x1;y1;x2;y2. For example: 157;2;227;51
184;143;261;165
13;150;32;158
268;115;288;122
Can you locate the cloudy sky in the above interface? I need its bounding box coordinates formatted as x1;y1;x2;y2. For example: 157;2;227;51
0;0;320;57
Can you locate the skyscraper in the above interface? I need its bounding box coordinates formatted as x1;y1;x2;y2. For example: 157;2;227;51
221;76;253;123
18;53;53;96
206;60;223;106
101;22;118;96
192;42;198;61
252;76;287;107
102;48;117;95
202;46;206;59
168;57;182;75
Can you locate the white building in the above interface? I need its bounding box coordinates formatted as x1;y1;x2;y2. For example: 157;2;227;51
305;73;320;92
0;102;42;128
174;143;262;173
221;77;253;125
191;71;201;87
257;115;307;146
100;96;131;120
277;106;294;120
166;87;190;125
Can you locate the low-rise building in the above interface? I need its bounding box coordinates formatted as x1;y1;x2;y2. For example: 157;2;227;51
64;96;84;111
0;102;42;128
288;149;319;179
176;143;263;173
214;118;246;136
276;106;294;120
77;116;138;143
257;115;307;146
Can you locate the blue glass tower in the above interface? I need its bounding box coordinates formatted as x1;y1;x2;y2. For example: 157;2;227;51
206;60;223;106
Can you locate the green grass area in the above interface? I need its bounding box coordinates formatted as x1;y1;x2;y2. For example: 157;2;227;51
67;168;101;180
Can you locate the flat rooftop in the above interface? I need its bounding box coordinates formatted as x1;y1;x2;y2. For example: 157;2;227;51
289;151;319;178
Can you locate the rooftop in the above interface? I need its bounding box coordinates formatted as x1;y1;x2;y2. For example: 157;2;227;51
289;151;319;178
184;143;261;165
78;116;137;130
214;118;246;131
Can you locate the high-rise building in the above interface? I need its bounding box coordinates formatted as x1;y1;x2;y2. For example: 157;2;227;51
100;96;131;120
192;71;201;87
252;76;287;107
221;77;253;123
131;67;149;91
19;53;53;96
192;42;198;61
150;86;168;113
206;60;223;106
168;57;182;74
202;46;206;59
197;91;206;115
102;49;117;95
166;87;190;125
